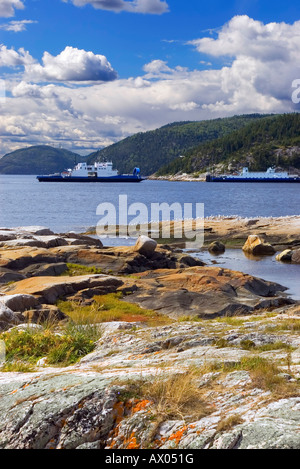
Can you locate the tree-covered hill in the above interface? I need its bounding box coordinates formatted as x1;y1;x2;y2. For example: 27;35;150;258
0;146;81;175
156;113;300;176
87;114;269;176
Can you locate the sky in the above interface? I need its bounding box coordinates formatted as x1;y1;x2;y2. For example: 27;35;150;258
0;0;300;155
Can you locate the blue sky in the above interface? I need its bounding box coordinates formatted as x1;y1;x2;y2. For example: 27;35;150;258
0;0;300;154
2;0;300;76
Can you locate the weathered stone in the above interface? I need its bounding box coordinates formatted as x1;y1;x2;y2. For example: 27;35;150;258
0;294;39;312
242;235;276;256
212;399;300;449
63;233;103;248
292;249;300;264
3;274;124;304
134;235;157;258
0;373;121;449
208;241;226;254
124;266;287;319
34;236;69;248
21;263;68;278
61;246;204;275
15;226;55;236
22;305;67;324
0;238;47;249
0;268;26;284
0;247;65;271
276;249;293;262
0;230;20;242
0;302;21;326
0;312;299;449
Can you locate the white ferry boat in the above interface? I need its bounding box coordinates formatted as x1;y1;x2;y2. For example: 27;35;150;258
206;167;300;183
37;161;145;183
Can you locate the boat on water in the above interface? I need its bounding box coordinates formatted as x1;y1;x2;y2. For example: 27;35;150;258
206;167;300;183
37;161;145;183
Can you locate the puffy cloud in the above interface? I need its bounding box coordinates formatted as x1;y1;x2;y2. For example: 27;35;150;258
189;15;300;62
0;45;35;67
24;46;118;82
143;59;172;74
188;15;300;109
0;0;24;18
0;20;37;32
1;16;300;156
64;0;169;14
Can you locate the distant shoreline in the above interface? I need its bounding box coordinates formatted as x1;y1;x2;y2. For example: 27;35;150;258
84;215;300;251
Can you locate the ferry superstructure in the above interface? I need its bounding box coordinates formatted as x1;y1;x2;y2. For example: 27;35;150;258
37;161;145;183
206;167;300;183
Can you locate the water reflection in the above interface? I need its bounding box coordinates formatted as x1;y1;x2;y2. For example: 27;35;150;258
190;248;300;300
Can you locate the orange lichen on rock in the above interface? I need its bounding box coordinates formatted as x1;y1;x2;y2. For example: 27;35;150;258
113;401;125;424
126;432;140;449
168;426;188;445
132;399;151;413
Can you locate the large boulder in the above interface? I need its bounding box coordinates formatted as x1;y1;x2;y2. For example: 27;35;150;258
0;239;47;249
0;268;26;284
63;233;103;248
0;294;39;312
134;236;157;258
21;263;68;278
34;236;69;248
208;241;226;254
242;235;276;256
0;302;21;330
276;250;293;263
124;266;287;319
15;226;55;236
3;275;124;304
0;230;20;242
22;305;67;324
0;247;65;271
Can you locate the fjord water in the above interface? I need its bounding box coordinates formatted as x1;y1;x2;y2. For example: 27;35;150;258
0;175;299;232
192;249;300;301
0;175;299;299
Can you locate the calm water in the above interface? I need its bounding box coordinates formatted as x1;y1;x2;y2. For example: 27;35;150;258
0;175;299;299
192;249;300;301
0;176;299;233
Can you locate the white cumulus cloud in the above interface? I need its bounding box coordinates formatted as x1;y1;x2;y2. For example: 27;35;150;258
189;15;300;62
0;20;37;32
188;15;300;109
0;44;35;67
1;16;300;156
0;0;24;18
24;46;118;82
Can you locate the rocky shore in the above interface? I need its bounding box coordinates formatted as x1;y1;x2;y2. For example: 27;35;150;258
0;219;299;449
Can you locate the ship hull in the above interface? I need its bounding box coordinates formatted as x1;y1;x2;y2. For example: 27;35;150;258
37;175;145;183
206;175;300;183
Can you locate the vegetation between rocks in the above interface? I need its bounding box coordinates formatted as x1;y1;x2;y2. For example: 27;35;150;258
57;293;171;325
62;263;103;277
0;321;101;369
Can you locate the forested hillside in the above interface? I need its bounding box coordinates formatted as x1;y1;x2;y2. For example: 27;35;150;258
0;146;81;175
87;114;268;175
156;113;300;176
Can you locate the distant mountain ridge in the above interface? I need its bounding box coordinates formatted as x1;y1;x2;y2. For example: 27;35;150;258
0;114;288;176
0;146;81;175
87;114;269;176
